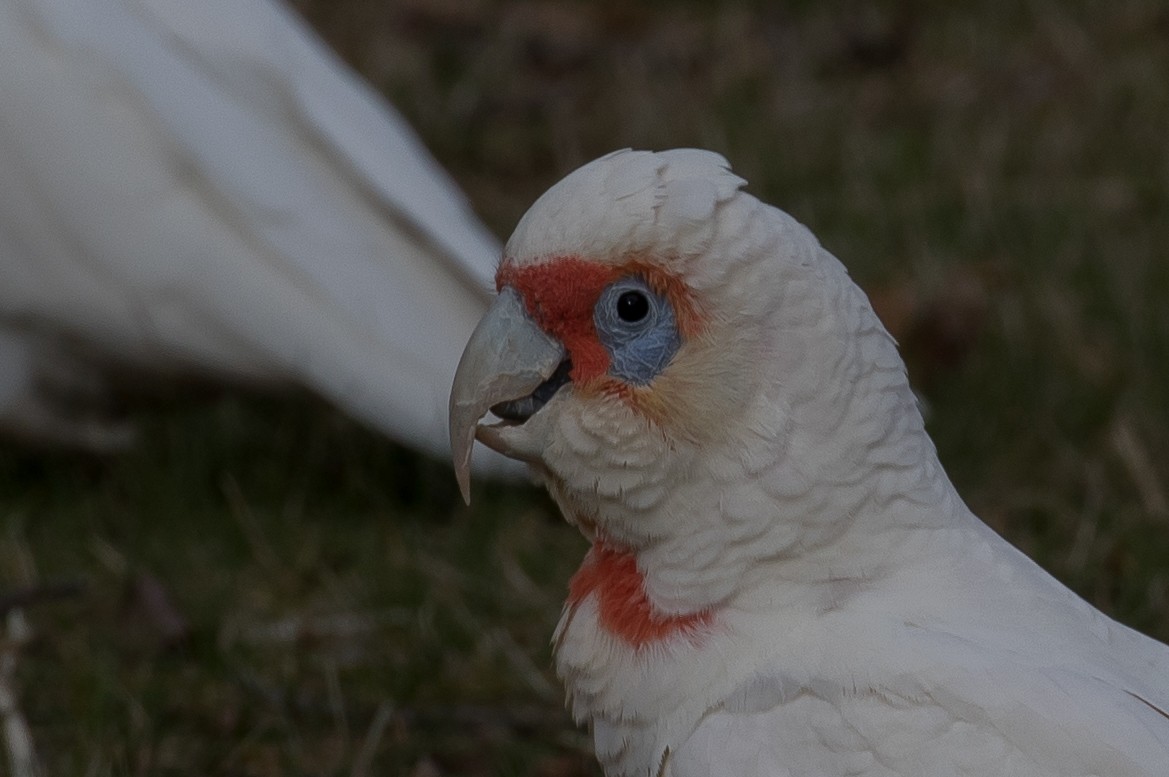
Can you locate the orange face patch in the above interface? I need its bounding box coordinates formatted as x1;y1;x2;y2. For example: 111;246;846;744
567;538;712;648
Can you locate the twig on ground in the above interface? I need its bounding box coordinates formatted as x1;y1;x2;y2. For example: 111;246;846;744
0;580;85;618
1112;420;1169;518
0;581;82;777
0;609;41;777
350;701;394;777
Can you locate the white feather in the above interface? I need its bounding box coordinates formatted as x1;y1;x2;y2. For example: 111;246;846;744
0;0;515;473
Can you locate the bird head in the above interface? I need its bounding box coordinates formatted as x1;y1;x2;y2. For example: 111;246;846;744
450;149;933;572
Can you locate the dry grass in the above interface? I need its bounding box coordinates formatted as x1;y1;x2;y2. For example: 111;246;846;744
2;0;1168;774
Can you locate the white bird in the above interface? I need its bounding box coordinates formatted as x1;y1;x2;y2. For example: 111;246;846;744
0;0;513;473
450;149;1169;775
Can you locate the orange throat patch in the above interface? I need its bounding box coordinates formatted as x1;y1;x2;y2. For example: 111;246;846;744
567;539;713;648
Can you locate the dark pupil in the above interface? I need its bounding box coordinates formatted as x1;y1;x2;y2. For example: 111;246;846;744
616;291;649;323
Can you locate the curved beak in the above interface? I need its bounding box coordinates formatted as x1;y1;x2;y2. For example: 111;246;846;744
449;287;565;504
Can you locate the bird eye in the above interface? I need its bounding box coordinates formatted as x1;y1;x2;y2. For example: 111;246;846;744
593;276;681;386
617;291;649;323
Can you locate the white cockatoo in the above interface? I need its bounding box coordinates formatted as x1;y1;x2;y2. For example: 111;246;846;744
450;149;1169;775
0;0;513;473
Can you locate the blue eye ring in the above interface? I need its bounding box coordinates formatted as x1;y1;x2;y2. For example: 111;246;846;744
594;276;681;386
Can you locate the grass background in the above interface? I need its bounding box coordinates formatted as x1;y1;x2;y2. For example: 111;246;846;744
3;0;1169;774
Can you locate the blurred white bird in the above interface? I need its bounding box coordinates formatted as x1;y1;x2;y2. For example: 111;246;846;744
451;149;1169;775
0;0;513;474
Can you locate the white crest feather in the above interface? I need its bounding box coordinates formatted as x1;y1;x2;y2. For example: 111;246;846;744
505;148;747;269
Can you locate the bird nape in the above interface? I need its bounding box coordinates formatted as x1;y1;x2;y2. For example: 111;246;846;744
449;149;1169;777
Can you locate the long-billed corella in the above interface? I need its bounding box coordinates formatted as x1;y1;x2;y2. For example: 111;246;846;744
451;148;1169;776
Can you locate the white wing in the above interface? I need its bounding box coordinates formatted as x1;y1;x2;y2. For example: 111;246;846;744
0;0;514;473
673;518;1169;776
675;661;1169;776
